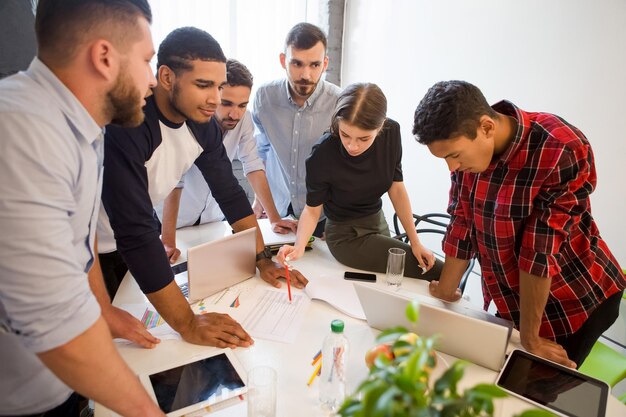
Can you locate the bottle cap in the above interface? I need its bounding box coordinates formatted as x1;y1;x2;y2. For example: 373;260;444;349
330;319;344;333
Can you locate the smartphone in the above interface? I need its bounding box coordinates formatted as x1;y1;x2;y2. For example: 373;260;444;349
344;271;377;282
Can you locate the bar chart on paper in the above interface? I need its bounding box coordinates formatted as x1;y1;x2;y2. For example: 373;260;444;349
141;308;164;329
241;287;310;343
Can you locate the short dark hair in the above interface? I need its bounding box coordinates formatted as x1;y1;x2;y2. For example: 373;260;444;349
226;59;253;89
331;83;387;135
284;22;327;52
35;0;152;66
156;27;226;74
412;80;497;145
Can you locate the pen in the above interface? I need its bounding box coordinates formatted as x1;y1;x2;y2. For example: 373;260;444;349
307;360;322;386
311;349;322;366
285;265;292;302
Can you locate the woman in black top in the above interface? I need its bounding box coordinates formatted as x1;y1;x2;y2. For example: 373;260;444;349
277;83;441;279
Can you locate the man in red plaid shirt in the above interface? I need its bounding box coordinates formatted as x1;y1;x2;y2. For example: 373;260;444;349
412;80;625;368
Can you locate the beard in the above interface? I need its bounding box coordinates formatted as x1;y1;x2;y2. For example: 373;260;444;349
291;79;317;97
217;116;240;130
107;69;145;128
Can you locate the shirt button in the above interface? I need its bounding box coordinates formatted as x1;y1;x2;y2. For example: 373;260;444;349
292;165;296;169
294;131;298;134
293;149;296;152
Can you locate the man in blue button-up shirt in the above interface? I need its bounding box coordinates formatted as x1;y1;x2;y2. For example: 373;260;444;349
252;23;341;237
0;1;164;416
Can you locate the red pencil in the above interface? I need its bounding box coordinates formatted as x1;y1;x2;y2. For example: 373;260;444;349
285;265;292;302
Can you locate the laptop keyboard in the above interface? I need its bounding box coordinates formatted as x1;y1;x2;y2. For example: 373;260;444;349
179;282;189;298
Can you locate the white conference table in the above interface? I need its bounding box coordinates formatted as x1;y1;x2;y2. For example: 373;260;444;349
96;221;625;417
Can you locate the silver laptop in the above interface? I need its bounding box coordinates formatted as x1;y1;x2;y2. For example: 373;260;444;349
174;228;256;303
353;283;513;371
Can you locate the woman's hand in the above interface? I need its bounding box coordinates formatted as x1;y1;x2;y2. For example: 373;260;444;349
411;242;436;273
276;244;304;267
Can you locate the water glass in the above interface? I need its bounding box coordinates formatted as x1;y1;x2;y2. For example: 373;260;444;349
247;366;277;417
385;248;406;288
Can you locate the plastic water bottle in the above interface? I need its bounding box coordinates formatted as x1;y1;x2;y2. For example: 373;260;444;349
319;319;349;413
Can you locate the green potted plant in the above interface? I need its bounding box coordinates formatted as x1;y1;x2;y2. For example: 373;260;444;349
338;300;554;417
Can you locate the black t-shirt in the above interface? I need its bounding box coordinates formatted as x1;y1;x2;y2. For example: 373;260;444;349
305;118;403;222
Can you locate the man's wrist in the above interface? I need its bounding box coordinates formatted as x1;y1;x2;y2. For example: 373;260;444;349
255;246;273;263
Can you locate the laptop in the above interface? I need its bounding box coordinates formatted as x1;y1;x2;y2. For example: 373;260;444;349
173;228;257;303
353;283;513;371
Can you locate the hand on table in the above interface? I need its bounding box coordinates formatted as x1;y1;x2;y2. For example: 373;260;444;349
179;313;254;348
270;217;298;234
101;305;160;349
258;257;308;289
428;280;462;302
522;335;577;369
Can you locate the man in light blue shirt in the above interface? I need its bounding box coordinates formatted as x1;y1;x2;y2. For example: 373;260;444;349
0;1;163;416
252;23;341;237
158;59;297;256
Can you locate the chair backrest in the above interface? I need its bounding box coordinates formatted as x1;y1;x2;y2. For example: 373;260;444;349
578;339;626;388
392;212;476;293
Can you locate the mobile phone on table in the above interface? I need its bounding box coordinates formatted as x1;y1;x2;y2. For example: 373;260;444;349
344;271;376;282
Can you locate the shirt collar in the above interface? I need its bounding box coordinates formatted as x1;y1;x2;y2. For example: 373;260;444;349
283;77;325;109
26;57;103;144
491;100;530;167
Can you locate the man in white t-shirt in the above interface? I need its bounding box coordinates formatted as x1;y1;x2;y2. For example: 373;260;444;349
159;59;297;255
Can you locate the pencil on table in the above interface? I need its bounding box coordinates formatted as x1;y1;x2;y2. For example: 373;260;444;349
284;264;292;302
307;360;322;386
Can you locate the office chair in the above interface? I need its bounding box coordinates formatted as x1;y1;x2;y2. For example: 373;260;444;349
392;212;476;293
578;285;626;392
578;339;626;389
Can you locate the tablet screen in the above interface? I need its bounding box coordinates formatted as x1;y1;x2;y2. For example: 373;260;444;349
149;353;245;414
497;350;608;417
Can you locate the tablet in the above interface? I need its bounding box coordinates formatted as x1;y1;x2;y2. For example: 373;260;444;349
139;349;247;416
496;349;609;417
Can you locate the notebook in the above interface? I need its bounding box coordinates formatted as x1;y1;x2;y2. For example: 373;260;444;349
353;283;513;371
173;228;257;303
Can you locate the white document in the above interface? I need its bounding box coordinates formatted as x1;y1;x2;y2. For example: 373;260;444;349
304;274;366;320
239;286;310;343
257;217;296;245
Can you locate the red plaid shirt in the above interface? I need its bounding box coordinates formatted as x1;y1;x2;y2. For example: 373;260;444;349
443;100;625;339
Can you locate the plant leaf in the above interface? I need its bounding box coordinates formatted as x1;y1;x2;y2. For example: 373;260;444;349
514;409;559;417
376;326;409;344
434;361;467;397
405;299;420;323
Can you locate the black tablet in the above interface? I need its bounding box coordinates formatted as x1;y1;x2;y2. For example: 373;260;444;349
496;349;609;417
139;350;247;416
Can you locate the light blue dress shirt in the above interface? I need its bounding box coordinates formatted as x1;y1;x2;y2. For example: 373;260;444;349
0;58;103;414
252;78;341;217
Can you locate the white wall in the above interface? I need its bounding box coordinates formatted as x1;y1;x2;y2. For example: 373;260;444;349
342;0;626;264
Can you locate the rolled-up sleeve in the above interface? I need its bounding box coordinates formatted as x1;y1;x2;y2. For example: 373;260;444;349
0;114;100;353
252;92;270;162
237;113;265;175
519;144;593;278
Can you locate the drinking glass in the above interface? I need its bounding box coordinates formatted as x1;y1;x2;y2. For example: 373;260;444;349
385;248;406;289
247;366;277;417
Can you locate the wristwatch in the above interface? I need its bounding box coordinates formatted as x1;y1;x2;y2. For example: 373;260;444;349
255;247;273;263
